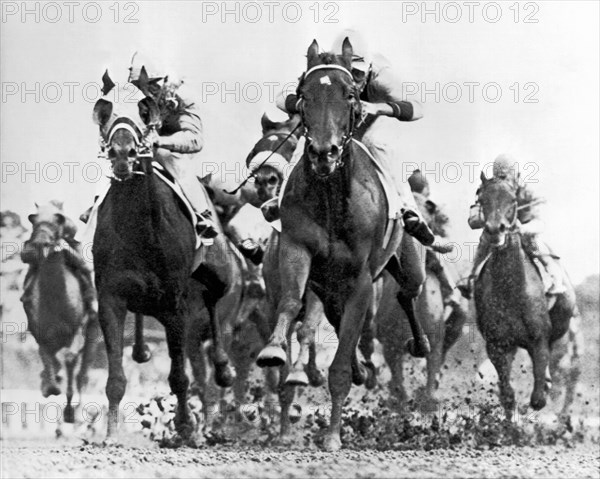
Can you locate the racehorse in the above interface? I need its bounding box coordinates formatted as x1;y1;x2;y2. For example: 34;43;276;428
224;113;325;435
21;203;98;425
374;193;469;409
474;172;579;418
91;76;237;442
256;39;430;451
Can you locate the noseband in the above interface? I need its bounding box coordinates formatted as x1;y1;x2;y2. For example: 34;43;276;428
298;64;361;168
98;118;154;181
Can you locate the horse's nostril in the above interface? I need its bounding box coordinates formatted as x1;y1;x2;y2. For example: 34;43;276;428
499;224;506;233
330;145;339;157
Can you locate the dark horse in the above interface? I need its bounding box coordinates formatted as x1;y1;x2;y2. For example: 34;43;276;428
256;39;430;450
92;81;236;442
475;172;578;417
21;203;98;426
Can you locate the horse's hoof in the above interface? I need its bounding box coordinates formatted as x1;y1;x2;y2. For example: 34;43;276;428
306;367;326;387
288;404;302;424
132;344;152;364
102;437;119;447
285;370;309;386
323;434;342;452
215;363;236;388
530;393;547;411
406;337;430;358
256;345;286;368
63;404;75;424
42;383;61;398
363;362;377;390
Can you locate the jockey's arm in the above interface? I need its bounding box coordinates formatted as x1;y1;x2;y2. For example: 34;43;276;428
362;59;423;122
155;107;204;154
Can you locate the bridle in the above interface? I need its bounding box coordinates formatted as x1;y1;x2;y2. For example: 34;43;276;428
297;64;362;169
98;117;155;181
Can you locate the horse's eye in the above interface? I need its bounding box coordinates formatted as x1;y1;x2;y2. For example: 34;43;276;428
128;149;137;158
267;175;279;186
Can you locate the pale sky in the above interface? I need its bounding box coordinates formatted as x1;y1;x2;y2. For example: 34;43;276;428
1;1;598;283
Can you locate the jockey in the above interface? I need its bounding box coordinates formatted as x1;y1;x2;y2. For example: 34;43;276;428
408;170;461;307
81;53;218;239
457;154;567;299
272;29;434;246
21;201;98;316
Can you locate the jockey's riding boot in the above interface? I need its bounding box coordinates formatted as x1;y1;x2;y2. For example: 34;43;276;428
260;197;280;223
543;260;567;296
402;209;435;246
195;210;219;239
456;276;474;300
239;239;264;266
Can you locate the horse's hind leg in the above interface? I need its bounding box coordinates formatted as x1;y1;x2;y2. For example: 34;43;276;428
132;313;152;363
39;347;61;397
528;339;551;411
287;289;324;387
486;343;516;420
98;293;127;442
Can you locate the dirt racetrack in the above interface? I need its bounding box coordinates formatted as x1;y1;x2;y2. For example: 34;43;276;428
2;437;599;479
1;280;599;478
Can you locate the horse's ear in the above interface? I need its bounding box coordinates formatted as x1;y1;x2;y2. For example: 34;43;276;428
480;170;488;183
28;214;38;225
341;37;353;67
138;96;161;127
137;65;151;96
198;173;212;186
101;69;115;96
34;202;39;208
54;213;66;225
92;99;113;127
307;39;320;69
261;112;278;134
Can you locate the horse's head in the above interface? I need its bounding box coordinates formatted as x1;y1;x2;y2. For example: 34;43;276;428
246;126;300;204
298;38;362;177
477;171;519;247
92;70;161;181
26;203;65;260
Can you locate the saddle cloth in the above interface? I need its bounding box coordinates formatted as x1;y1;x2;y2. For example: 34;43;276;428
274;138;400;247
76;162;208;254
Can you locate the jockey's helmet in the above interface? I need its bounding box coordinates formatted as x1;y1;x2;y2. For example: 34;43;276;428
128;51;166;84
408;169;430;195
492;154;518;181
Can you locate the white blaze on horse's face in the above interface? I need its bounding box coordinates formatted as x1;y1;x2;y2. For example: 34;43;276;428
107;128;139;180
479;180;518;247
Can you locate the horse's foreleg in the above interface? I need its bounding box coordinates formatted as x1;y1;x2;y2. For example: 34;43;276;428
528;339;551;411
257;236;311;368
287;289;324;386
98;293;127;442
487;343;516;420
324;273;372;452
357;282;380;390
163;314;193;439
